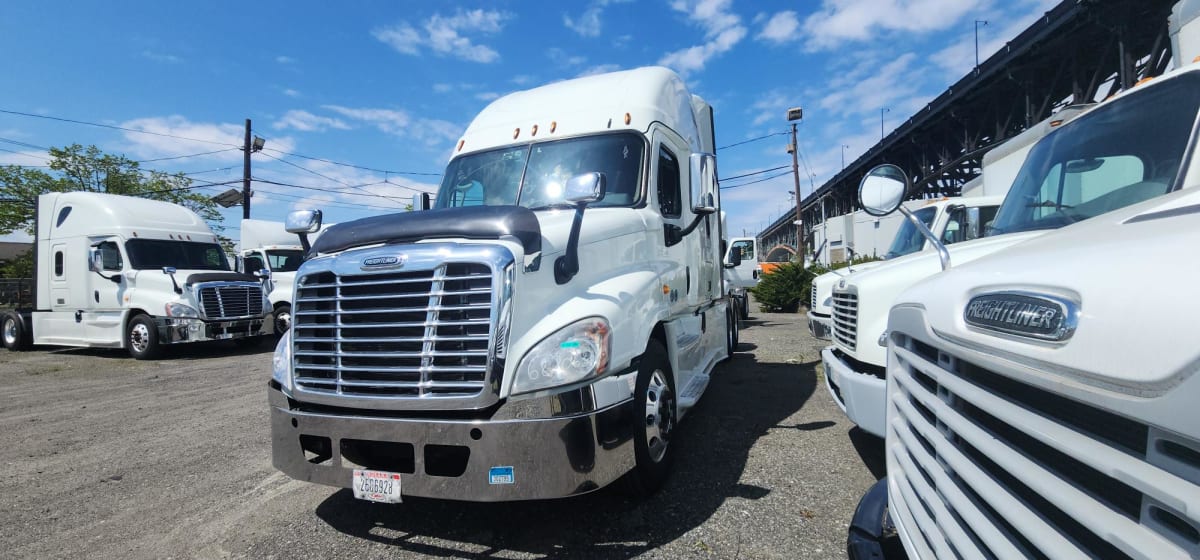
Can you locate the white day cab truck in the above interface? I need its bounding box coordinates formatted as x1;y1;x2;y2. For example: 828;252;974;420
723;235;759;320
269;66;735;503
846;9;1200;555
807;103;1091;344
238;218;329;334
807;194;1002;342
0;192;272;359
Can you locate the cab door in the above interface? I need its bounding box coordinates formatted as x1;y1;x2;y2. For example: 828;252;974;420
83;238;127;345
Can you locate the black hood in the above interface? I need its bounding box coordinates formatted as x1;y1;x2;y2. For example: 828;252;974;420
311;205;542;256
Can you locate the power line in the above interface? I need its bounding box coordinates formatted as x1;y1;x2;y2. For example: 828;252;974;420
717;131;789;151
719;170;793;190
719;165;790;182
0;108;240;148
139;148;239;162
252;177;432;201
260;146;442;177
251;184;407;212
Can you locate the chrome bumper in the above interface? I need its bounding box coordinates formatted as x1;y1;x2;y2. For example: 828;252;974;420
822;346;886;438
809;314;832;341
269;383;638;501
157;316;270;344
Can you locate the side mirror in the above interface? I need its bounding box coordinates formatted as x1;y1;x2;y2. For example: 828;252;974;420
286;209;323;234
858;164;909;216
564;172;606;205
89;248;103;273
694;192;717;215
412;192;431;211
254;268;271;280
162;266;177;275
724;247;742;268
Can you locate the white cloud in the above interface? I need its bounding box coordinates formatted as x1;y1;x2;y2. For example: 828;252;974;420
282;88;301;98
658;0;747;75
323;106;411;135
319;106;461;147
756;11;799;43
272;110;351;132
578;64;621;77
276;55;296;64
372;9;509;63
475;92;500;101
802;0;987;50
433;83;454;93
142;50;182;63
563;0;631;37
547;47;587;67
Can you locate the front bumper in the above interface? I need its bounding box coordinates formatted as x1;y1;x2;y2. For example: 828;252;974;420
157;316;270;344
809;313;832;340
822;346;886;438
847;478;907;559
269;383;638;501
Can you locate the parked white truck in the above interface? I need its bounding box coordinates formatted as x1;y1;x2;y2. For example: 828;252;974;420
847;37;1200;557
269;66;733;502
724;236;759;320
808;194;1002;341
0;192;271;359
239;218;322;334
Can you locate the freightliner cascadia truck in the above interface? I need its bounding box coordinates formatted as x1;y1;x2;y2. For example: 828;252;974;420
269;67;734;502
847;5;1200;554
0;192;271;358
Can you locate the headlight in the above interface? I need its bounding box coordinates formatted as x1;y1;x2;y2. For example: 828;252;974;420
513;317;610;395
272;331;292;392
164;302;199;318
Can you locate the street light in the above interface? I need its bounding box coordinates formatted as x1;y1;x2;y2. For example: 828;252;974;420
975;20;989;68
880;107;890;140
787;106;804;262
841;144;849;170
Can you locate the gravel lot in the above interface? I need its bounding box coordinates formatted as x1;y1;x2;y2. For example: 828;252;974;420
0;301;883;559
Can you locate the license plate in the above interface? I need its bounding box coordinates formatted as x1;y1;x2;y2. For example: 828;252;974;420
352;469;402;503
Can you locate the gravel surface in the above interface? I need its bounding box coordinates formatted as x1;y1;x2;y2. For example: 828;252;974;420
0;301;884;559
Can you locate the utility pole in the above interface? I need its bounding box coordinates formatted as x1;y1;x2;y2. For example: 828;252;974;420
242;119;252;219
786;107;804;263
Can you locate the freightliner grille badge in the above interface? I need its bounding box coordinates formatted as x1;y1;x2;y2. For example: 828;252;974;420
963;291;1078;342
361;255;406;270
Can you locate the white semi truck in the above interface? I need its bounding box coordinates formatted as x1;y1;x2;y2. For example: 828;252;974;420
847;25;1200;557
808;194;1002;342
0;192;271;359
238;218;328;334
269;67;733;502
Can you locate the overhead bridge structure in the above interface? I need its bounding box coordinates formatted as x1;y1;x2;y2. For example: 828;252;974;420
758;0;1178;261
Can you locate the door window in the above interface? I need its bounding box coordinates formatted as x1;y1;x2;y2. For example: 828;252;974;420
54;251;64;277
97;241;123;271
731;240;755;261
657;147;682;219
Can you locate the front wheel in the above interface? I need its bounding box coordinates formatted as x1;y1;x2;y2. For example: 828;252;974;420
126;315;162;360
2;312;30;351
623;340;676;497
273;303;291;334
725;308;739;359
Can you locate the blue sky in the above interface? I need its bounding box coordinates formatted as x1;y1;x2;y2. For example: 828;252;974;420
0;0;1056;245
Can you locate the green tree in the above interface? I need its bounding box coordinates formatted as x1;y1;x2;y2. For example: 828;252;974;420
0;144;229;249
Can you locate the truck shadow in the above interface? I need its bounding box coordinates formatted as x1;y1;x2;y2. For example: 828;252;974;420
848;427;887;481
313;353;817;559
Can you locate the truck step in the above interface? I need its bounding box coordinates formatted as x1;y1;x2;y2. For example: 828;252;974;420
676;374;710;410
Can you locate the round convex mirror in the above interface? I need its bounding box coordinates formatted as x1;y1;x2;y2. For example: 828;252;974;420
858;164;909;216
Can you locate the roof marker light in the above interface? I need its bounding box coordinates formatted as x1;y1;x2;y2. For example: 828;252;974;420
513;128;520;139
550;121;557;133
624;113;631;125
531;124;538;136
457;139;465;152
1050;119;1064;127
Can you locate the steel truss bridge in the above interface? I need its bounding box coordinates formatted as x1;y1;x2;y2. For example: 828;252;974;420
758;0;1178;261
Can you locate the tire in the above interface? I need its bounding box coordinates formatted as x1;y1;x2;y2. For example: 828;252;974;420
740;295;750;320
726;308;739;358
623;340;676;497
125;314;162;360
273;303;291;334
2;312;30;351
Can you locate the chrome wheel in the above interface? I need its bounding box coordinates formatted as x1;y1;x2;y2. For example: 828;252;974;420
643;369;674;463
274;307;291;333
2;317;17;346
129;322;151;354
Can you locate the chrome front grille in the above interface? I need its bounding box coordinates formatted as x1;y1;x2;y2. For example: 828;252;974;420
291;262;495;400
887;331;1200;559
831;291;858;350
811;283;817;310
197;284;264;320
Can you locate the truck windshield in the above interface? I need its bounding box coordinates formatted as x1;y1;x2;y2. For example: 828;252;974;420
265;249;304;272
990;72;1200;235
436;132;645;210
885;206;938;259
125;239;230;271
